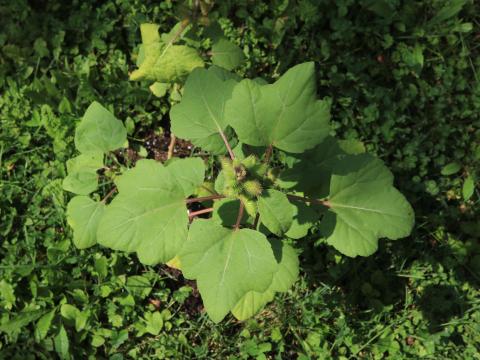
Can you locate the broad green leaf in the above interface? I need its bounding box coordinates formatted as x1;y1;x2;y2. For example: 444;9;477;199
212;198;247;227
74;102;127;154
211;38;245;70
170;67;238;154
66;152;103;173
97;160;188;265
321;154;414;257
231;290;275;321
165;157;205;197
114;159;177;196
180;219;278;323
463;175;475;201
54;325;70;360
0;310;45;335
278;136;345;198
62;172;98;195
35;310;56;342
66;196;105;249
232;240;299;320
129;23;204;83
115;158;204;198
285;202;318;239
441;162;462;176
225;62;330;153
258;189;294;236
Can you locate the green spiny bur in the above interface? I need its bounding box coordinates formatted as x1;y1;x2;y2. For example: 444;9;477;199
241;155;257;169
243;180;262;197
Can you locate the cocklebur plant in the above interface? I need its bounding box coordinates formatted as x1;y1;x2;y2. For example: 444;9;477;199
63;61;414;323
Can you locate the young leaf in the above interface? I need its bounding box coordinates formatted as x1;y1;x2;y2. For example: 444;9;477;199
35;310;56;342
170;67;238;154
97;160;189;265
225;62;330;153
463;175;475;201
66;196;105;249
257;189;294;235
149;82;169;97
129;23;204;83
211;38;245;70
62;152;104;195
441;162;461;176
232;240;299;320
144;312;163;335
54;325;70;360
179;219;278;323
321;154;414;257
74;102;127;154
66;152;104;173
62;172;98;195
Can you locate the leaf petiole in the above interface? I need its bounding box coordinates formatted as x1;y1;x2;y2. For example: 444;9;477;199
234;200;245;230
185;194;225;203
188;207;214;219
101;187;117;203
286;194;330;207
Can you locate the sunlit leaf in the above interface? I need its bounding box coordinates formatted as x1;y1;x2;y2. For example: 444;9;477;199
180;219;278;322
225;62;330;153
321;154;414;257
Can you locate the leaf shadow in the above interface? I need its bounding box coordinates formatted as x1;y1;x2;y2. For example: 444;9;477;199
417;284;467;332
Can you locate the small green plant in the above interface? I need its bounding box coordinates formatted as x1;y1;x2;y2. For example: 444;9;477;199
63;59;414;323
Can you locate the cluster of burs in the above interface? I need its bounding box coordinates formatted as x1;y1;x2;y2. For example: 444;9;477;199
220;155;270;216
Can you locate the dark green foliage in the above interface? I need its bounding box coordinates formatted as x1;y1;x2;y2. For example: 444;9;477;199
0;0;478;358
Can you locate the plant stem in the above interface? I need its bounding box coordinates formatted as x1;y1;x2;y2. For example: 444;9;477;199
185;194;225;203
234;200;245;230
286;194;330;207
251;144;274;229
102;187;117;203
252;213;260;230
167;134;176;159
264;144;273;163
188;207;214;218
219;128;235;160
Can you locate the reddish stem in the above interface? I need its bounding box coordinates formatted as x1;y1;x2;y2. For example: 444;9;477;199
234;200;245;230
188;207;214;218
219;129;235;160
102;187;117;203
264;144;273;163
185;194;225;204
167;134;176;160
